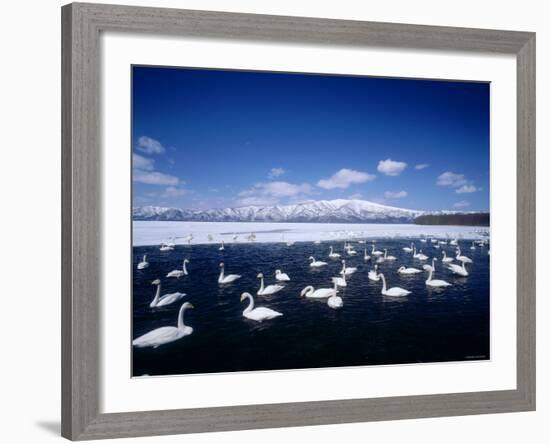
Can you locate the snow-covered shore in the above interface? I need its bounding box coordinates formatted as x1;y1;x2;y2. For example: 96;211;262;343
133;221;489;247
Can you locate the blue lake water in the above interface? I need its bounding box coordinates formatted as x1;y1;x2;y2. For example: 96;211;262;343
132;239;490;376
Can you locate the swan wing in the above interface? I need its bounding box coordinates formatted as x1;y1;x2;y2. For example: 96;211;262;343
311;288;334;298
385;287;410;297
132;327;183;348
327;296;343;308
246;307;283;321
156;292;186;306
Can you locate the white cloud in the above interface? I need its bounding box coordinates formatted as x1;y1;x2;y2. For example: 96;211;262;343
377;159;407;176
454;200;470;208
132;153;154;171
268;167;286;179
136;136;165;154
237;181;312;206
384;190;408;199
317;168;375;189
133;169;179;186
415;163;430;170
455;184;478;194
162;186;187;197
436;171;468;187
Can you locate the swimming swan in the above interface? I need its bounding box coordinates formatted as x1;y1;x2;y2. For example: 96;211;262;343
368;264;380;281
423;257;437;272
275;269;290;282
442;251;454;263
167;259;189;278
219;241;225;251
402;243;414;253
309;256;328;267
413;248;428;260
383;249;397;261
132;302;194;348
300;285;335;299
328;246;341;259
364;248;371;261
456;248;473;264
218;262;241;284
137;255;149;270
447;260;469;277
332;272;347;287
340;259;357;276
371;244;384;256
397;265;422;274
149;279;186;308
425;268;452;288
379;273;411;297
240;292;282;321
327;279;343;309
257;273;284;296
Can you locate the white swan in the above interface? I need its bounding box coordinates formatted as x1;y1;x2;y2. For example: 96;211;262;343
402;243;414;253
447;260;469;277
346;246;358;256
257;273;284;296
133;302;194;348
420;238;427;243
218;262;241;284
368;264;380;281
413;248;428;260
137;255;149;270
219;241;225;251
439;240;447;245
166;259;189;278
328;246;341;259
240;292;282;321
383;249;397;261
340;259;357;276
364;248;371;261
470;241;476;250
327;279;343;309
397;265;422;274
149;279;186;308
371;244;384;256
425;268;452;288
332;272;347;287
379;273;411;297
309;256;328;268
275;269;290;282
300;285;335;299
456;248;473;264
423;258;437;272
159;243;174;252
450;238;458;246
442;251;454;263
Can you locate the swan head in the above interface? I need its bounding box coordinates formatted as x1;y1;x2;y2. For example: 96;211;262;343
240;292;252;302
151;279;161;285
433;258;438;261
182;302;194;309
275;269;281;274
219;262;224;267
257;273;264;279
374;264;378;270
398;266;405;272
184;259;189;263
308;256;314;261
300;286;313;297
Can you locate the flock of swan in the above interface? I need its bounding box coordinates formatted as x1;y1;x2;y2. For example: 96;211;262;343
132;236;488;349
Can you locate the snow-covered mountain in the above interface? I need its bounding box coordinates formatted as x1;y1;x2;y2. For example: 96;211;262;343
133;199;425;224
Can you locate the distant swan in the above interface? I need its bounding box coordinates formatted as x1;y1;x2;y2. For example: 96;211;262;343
332;272;347;287
456;248;473;264
379;273;411;297
397;265;422;274
450;238;458;246
218;262;241;284
327;279;343;309
219;241;225;251
425;268;452;288
309;256;328;268
413;248;428;260
371;244;384;256
470;241;476;250
149;279;186;308
328;246;341;259
159;243;174;252
137;255;149;270
257;273;284;296
167;259;189;278
300;285;335;299
368;264;380;281
133;302;194;348
383;249;397;261
402;243;413;253
442;251;454;263
340;259;357;276
364;248;371;261
241;292;282;321
423;258;437;272
275;269;290;282
447;260;469;277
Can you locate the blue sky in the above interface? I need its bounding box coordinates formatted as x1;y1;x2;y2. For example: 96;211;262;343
132;66;489;212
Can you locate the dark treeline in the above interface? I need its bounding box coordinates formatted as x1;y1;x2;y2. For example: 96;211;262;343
415;213;490;226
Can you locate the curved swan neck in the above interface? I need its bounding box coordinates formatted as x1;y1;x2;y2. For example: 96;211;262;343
427;268;433;281
183;261;188;274
152;282;161;305
177;305;188;329
219;266;224;281
244;294;254;313
380;274;387;293
258;276;264;292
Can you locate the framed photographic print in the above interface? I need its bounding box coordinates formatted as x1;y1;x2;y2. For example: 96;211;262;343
62;2;535;440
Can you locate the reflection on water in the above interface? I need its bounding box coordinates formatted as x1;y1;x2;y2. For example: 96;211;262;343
132;239;490;376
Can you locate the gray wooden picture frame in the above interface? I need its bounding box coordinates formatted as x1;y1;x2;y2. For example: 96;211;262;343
61;2;536;440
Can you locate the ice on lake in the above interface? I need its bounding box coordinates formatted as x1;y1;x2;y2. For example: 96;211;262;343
133;221;489;247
